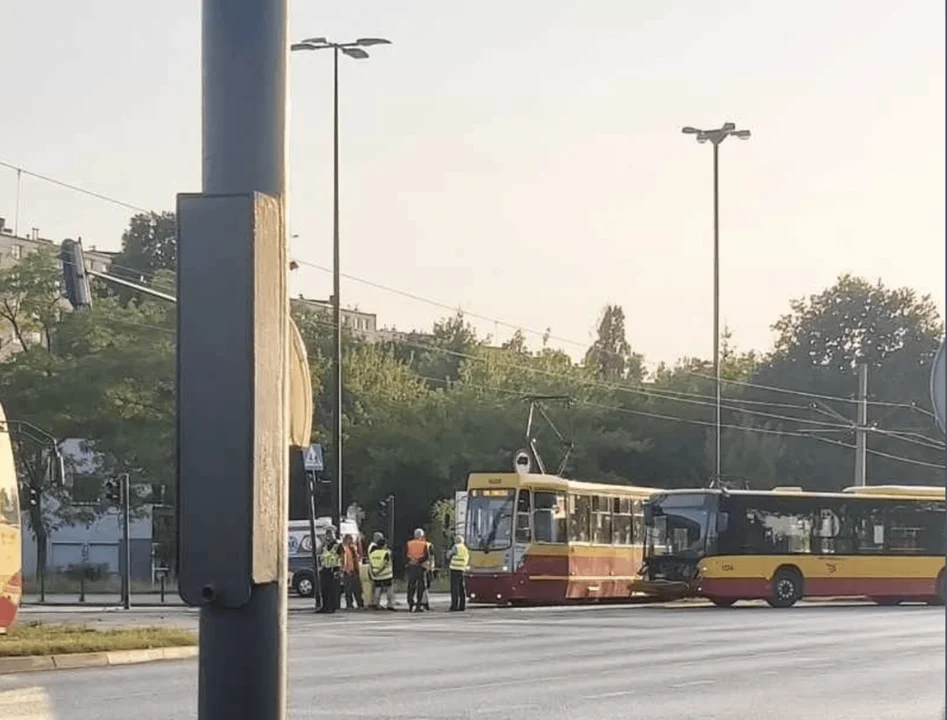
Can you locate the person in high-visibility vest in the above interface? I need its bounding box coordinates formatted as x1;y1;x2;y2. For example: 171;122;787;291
445;535;469;612
421;538;436;611
368;538;396;611
405;529;430;613
318;530;342;614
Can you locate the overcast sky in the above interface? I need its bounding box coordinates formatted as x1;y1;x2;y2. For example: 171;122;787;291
1;0;943;367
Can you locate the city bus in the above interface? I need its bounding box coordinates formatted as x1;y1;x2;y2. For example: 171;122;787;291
0;405;21;632
464;471;655;605
640;485;946;607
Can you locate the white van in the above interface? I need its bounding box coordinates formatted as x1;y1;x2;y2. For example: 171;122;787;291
287;517;360;597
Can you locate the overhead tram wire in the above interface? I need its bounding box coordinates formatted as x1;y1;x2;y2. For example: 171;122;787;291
9;160;941;423
290;257;941;415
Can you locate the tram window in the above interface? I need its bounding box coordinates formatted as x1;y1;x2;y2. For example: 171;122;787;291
591;496;612;544
533;491;567;543
515;490;532;543
632;499;644;544
613;498;633;545
569;494;591;543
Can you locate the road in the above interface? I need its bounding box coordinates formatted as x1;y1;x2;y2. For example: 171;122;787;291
1;602;943;719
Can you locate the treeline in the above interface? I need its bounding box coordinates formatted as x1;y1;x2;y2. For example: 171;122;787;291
1;212;943;555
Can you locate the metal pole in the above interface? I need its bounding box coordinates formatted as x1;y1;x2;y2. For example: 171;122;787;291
712;142;721;483
388;495;395;551
307;470;322;612
854;362;868;486
332;46;344;524
122;473;131;610
198;1;288;718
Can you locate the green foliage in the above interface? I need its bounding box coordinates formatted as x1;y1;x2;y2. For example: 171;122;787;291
0;233;940;565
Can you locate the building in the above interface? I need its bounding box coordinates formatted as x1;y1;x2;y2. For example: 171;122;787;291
293;295;381;342
19;438;159;586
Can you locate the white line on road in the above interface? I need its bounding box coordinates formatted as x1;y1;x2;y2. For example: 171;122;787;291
582;690;636;700
669;680;714;689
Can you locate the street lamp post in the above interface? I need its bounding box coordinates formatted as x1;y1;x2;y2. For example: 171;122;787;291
681;122;751;484
291;37;391;522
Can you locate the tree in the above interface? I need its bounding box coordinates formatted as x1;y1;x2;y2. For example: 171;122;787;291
585;304;644;383
754;275;944;489
0;249;63;352
0;253;176;579
105;212;177;303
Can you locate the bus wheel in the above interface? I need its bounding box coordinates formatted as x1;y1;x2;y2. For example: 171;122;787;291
767;568;803;608
710;598;737;608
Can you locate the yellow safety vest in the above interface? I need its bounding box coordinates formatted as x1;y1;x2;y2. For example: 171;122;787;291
449;542;469;571
321;544;341;569
369;549;393;581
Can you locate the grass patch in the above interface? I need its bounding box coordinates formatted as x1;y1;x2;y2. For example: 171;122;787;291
0;622;197;658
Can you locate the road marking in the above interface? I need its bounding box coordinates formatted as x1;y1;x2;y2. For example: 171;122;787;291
471;703;541;714
669;680;714;689
582;690;635;700
0;686;54;719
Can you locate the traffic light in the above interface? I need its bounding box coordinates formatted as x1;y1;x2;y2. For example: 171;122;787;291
104;477;122;504
27;486;39;507
60;238;93;310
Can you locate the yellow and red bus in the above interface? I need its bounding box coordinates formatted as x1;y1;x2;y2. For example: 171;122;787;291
0;405;22;632
464;472;655;605
641;485;945;607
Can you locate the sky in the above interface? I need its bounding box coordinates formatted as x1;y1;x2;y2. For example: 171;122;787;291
0;0;943;368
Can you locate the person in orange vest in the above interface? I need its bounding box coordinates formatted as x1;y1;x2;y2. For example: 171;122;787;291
405;528;430;613
340;534;364;609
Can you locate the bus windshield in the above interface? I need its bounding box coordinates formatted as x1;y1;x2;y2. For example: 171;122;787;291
647;493;715;558
466;488;515;551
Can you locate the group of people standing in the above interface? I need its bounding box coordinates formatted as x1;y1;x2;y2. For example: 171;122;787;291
317;527;469;613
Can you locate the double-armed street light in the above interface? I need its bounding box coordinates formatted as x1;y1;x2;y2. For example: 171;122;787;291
291;37;391;521
681;122;751;484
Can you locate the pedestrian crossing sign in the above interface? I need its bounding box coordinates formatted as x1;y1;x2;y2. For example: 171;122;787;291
304;443;324;471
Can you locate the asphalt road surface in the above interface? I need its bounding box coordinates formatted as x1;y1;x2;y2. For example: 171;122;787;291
1;602;944;719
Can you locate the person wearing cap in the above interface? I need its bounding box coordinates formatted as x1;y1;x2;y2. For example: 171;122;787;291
404;528;430;613
445;534;470;611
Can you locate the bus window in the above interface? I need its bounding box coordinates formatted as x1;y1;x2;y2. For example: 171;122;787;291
813;507;850;554
591;496;612;545
569;495;591;543
744;500;813;554
887;502;944;554
851;503;885;553
515;490;532;544
533;491;566;543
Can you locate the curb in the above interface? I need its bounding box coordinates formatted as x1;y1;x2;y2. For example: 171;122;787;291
0;645;197;675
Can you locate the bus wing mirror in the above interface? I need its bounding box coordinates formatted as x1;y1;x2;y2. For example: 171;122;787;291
716;512;729;533
643;503;653;526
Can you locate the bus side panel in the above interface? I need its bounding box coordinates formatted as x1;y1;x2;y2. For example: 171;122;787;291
0;400;20;632
699;555;945;600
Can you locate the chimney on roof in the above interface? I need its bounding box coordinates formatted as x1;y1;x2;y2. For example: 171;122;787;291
31;227;39;241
